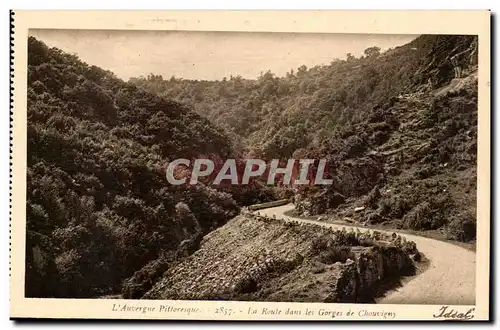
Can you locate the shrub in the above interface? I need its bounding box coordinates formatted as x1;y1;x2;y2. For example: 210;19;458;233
335;230;360;246
344;135;368;158
364;186;381;208
445;213;476;242
378;196;411;219
403;201;447;231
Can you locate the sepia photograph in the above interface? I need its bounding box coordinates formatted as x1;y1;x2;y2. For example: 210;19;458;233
10;10;491;321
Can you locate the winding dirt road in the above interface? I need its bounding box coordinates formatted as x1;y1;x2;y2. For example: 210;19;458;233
258;204;476;305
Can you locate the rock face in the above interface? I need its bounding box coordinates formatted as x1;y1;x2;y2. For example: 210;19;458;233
144;214;417;302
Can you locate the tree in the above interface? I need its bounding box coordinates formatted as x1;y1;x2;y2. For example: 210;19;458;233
364;46;381;58
297;65;308;77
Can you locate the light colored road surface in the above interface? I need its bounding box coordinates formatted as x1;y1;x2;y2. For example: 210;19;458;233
258;204;476;305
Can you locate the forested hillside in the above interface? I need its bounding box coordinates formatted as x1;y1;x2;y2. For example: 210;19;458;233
132;35;478;242
131;36;464;157
26;37;270;298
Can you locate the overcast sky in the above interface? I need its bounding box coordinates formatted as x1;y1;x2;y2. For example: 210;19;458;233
30;29;418;81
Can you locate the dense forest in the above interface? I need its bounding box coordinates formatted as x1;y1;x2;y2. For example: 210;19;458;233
26;34;478;299
26;37;274;298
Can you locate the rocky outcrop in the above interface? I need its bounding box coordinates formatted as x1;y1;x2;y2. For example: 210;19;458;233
323;261;359;303
144;214;418;303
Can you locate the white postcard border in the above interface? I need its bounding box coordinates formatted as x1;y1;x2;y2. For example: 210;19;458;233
10;10;491;320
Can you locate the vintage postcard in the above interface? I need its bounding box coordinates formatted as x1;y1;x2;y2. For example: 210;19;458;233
10;10;491;321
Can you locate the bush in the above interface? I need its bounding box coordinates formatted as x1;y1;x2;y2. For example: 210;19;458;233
445;213;476;242
334;157;385;198
364;186;381;208
335;230;360;246
344;135;368;158
403;201;447;231
379;196;411;219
